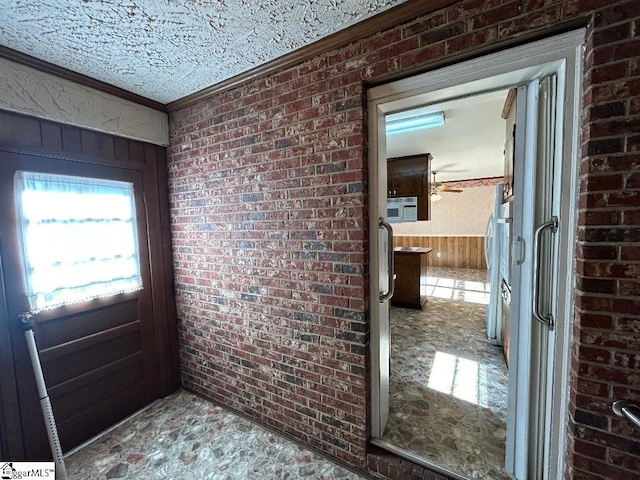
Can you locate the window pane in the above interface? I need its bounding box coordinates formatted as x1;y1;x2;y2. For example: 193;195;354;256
14;171;143;312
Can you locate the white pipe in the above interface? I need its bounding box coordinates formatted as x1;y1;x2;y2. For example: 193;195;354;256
23;328;68;480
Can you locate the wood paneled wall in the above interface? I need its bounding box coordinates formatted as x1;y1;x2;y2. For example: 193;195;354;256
394;235;487;270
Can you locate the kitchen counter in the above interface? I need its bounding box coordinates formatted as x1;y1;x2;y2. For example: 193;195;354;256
393;246;433;254
392;247;432;309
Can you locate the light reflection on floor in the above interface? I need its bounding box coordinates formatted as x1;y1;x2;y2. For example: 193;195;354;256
427;351;489;407
424;274;490;304
383;266;512;479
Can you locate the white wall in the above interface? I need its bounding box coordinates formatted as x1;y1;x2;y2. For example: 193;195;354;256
392;185;496;236
0;58;168;146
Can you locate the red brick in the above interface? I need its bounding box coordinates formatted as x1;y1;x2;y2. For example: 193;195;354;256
578;210;620;226
577;244;618;260
585;101;626;122
588;118;640;140
616;317;640;333
573;454;636;480
590;79;640;106
468;1;522;30
576;344;613;365
579;277;617;294
608;449;640;474
626;171;640;188
592;22;632;47
584;154;640;174
620;246;640;260
572;469;605;480
577;313;615;330
583;173;625;191
613;351;640;369
619;280;640;296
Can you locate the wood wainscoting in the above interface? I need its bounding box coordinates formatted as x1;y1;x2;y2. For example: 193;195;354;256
394;235;486;270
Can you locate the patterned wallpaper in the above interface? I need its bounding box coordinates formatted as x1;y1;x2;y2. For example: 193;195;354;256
392;183;502;236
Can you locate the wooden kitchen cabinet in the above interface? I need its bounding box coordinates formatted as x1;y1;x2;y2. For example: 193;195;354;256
502;89;516;202
387;153;432;220
391;247;432;309
390;171;426;197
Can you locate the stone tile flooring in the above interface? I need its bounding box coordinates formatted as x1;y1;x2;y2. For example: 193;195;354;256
65;390;366;480
382;267;513;479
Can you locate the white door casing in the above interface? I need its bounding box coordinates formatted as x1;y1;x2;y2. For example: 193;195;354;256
367;29;583;479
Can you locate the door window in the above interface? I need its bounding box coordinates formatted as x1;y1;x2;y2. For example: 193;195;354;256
14;171;142;312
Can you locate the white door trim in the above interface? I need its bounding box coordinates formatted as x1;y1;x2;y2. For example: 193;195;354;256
367;29;584;479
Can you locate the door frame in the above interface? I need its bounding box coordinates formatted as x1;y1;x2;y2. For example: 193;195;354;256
367;29;583;479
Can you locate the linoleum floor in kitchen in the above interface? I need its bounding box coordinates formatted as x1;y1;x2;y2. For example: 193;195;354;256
382;267;513;480
65;389;366;480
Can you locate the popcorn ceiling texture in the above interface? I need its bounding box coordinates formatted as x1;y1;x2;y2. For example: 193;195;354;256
0;0;406;104
392;185;497;236
0;58;168;146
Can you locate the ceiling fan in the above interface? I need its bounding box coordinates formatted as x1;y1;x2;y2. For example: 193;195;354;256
431;171;463;202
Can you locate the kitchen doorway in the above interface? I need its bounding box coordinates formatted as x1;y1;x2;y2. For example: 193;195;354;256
368;30;583;480
381;89;512;479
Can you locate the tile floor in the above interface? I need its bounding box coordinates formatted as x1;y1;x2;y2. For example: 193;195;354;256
64;267;510;480
382;267;513;479
65;390;367;480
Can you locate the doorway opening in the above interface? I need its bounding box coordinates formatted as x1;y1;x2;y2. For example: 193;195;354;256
382;89;513;479
368;30;583;480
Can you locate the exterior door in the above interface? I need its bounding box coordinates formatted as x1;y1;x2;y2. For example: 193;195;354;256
0;151;160;459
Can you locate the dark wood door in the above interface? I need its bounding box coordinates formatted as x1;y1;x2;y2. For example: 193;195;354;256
0;151;160;459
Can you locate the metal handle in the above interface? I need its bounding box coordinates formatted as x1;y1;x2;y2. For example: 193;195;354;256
484;213;493;267
613;401;640;428
532;216;558;330
379;218;395;302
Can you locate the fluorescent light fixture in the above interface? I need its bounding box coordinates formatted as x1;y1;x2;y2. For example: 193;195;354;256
386;111;445;136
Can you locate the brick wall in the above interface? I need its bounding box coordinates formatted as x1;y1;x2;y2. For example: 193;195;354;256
167;62;370;467
168;0;640;478
570;3;640;478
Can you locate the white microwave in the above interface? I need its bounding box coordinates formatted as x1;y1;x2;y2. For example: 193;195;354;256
387;197;418;223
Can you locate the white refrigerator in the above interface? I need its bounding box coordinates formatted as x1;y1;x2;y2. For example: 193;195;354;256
485;184;512;356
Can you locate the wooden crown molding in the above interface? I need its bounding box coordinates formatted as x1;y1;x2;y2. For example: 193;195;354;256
0;45;166;112
167;0;457;112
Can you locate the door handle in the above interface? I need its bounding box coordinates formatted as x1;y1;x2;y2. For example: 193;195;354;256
484;213;493;267
532;216;558;330
613;401;640;428
379;218;395;302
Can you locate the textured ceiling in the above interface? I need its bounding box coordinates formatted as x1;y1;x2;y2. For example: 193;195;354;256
0;0;407;104
387;90;508;182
